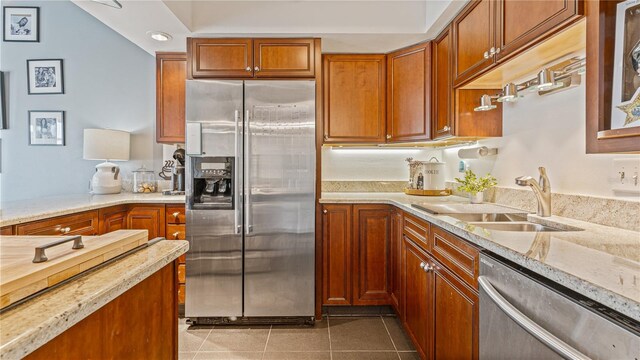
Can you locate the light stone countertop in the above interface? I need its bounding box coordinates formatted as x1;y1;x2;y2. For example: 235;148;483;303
321;192;640;322
0;193;186;227
0;239;188;360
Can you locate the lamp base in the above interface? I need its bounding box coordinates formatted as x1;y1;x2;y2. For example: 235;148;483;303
91;161;122;195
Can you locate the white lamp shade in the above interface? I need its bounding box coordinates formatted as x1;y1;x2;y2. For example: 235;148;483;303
83;129;130;161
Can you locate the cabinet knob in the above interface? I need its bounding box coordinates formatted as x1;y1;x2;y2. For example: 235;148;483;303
323;209;328;214
424;264;433;272
495;47;501;54
442;125;450;132
419;262;426;269
386;134;392;140
489;47;496;56
173;232;180;239
245;66;251;71
60;227;71;234
483;51;489;59
172;212;180;219
254;66;260;72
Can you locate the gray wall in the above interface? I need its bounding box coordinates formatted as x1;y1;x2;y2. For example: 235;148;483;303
0;0;161;203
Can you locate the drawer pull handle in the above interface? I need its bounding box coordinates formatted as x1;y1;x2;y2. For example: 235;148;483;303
59;227;71;234
33;235;84;263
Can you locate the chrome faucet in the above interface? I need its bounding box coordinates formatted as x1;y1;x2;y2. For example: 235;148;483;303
515;167;551;217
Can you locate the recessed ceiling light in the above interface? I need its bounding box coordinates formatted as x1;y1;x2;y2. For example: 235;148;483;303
91;0;122;9
147;31;172;42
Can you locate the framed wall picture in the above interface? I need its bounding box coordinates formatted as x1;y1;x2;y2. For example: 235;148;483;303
29;111;65;146
27;59;64;95
3;6;39;42
611;0;640;130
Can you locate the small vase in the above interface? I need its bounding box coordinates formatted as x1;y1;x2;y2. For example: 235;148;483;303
469;192;484;204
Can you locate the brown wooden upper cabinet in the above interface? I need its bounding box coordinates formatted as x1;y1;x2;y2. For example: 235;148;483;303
453;0;583;87
156;52;186;144
253;38;316;78
188;38;254;78
431;26;455;140
188;38;316;79
387;42;432;142
323;54;386;143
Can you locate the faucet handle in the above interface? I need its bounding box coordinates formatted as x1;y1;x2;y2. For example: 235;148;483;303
538;167;550;192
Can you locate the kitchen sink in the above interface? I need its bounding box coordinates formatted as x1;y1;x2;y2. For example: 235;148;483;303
469;222;565;232
445;213;528;222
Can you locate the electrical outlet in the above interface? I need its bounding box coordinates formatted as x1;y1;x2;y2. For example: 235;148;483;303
612;159;640;194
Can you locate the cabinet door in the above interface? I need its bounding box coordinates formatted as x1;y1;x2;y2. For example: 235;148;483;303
387;42;431;142
156;52;186;144
188;38;253;78
389;208;403;314
496;0;582;61
452;0;496;87
322;204;353;305
253;38;315;78
432;26;455;140
323;54;386;143
353;205;391;305
433;259;479;360
402;237;432;359
98;205;128;235
1;226;13;235
16;211;99;236
127;205;166;240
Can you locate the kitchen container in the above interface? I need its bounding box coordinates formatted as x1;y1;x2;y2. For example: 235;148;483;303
405;157;451;196
132;166;157;193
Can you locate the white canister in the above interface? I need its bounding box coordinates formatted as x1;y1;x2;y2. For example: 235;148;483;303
412;157;446;190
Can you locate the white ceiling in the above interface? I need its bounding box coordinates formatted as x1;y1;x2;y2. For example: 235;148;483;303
71;0;468;55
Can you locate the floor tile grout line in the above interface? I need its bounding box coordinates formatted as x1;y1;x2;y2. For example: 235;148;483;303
193;327;213;355
326;316;334;360
380;315;402;360
261;325;272;360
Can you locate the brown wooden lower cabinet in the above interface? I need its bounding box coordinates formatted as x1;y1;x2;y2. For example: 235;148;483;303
353;204;391;305
127;205;166;239
98;205;128;234
25;262;177;360
322;204;353;305
15;211;99;236
402;236;432;359
389;208;403;314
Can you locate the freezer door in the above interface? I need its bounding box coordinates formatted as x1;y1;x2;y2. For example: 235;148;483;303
185;80;244;318
243;80;316;317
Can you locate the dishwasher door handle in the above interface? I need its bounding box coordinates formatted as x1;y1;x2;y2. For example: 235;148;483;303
478;276;591;360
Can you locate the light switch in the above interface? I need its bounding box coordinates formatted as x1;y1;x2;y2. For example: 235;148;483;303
612;158;640;194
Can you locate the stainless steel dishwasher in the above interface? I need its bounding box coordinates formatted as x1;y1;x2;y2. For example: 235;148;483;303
479;253;640;359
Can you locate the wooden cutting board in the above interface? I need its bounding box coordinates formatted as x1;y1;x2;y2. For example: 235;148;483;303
0;230;148;309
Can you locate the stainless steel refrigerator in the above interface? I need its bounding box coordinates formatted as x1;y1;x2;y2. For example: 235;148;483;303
185;80;316;324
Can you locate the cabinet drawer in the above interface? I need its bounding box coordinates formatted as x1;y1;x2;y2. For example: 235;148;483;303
166;224;186;240
16;211;99;236
1;226;13;235
166;205;185;224
178;264;186;283
430;226;479;289
178;284;185;305
403;212;430;251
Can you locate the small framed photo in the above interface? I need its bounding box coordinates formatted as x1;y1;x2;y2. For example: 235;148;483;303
3;6;39;42
27;59;64;95
29;111;65;146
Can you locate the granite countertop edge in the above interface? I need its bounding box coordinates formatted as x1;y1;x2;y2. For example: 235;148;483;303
0;240;189;360
319;193;640;322
0;194;186;227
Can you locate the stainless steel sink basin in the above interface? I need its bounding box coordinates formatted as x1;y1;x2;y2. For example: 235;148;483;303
445;213;528;222
469;222;564;232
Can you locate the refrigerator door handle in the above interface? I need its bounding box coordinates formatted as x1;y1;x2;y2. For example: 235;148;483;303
234;110;242;235
245;109;253;234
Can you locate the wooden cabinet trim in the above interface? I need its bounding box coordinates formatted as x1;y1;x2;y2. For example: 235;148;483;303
389;209;403;313
322;54;387;143
156;52;186;144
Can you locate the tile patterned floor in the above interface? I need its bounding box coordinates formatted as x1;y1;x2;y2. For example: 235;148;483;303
179;316;419;360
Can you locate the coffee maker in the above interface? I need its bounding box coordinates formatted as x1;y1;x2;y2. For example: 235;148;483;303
162;148;186;195
189;157;234;210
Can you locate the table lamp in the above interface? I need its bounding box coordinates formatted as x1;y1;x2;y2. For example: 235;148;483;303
83;129;130;194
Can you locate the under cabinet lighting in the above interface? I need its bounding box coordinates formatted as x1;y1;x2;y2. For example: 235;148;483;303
473;57;585;112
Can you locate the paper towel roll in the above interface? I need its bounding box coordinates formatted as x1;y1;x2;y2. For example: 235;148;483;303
458;146;498;159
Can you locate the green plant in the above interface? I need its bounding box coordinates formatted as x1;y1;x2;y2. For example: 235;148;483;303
455;170;497;195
